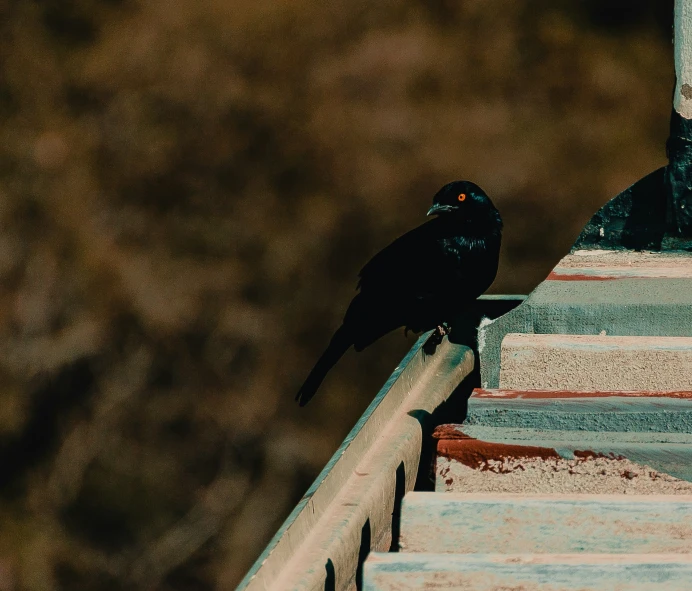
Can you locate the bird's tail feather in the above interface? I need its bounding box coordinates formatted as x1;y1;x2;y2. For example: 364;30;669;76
295;325;352;406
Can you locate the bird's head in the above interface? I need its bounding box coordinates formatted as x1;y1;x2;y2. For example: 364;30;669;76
426;181;497;220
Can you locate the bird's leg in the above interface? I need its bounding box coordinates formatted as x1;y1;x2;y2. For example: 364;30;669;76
423;323;449;355
436;323;449;337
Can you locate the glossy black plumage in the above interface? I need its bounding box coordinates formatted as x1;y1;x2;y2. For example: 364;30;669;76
295;181;502;406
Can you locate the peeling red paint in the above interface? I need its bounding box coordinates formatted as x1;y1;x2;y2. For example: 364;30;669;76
437;440;640;480
432;424;472;440
472;388;692;399
436;437;560;470
546;272;618;281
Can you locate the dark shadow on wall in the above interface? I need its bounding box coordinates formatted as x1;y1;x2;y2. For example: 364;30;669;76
389;461;406;552
324;558;335;591
355;519;371;591
407;368;478;492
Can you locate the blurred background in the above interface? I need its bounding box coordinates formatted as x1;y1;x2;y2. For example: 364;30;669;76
0;0;676;588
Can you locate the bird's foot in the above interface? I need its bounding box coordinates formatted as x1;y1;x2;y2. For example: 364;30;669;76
423;324;449;356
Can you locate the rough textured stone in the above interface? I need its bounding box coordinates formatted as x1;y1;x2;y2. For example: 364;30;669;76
499;333;692;391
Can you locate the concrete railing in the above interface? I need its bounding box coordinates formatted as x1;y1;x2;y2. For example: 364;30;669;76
236;333;474;591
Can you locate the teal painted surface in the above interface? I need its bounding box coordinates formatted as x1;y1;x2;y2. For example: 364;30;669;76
364;553;692;590
461;425;692;444
398;493;692;554
465;396;692;434
531;278;692;306
478;294;528;300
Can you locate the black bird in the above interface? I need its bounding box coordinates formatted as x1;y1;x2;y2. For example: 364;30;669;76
295;180;502;406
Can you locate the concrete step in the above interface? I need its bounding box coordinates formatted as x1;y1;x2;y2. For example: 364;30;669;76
499;333;692;390
398;493;692;554
364;553;692;591
478;251;692;389
434;426;692;490
434;389;692;488
464;388;692;435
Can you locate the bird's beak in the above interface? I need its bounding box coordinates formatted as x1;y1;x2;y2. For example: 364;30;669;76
426;204;455;216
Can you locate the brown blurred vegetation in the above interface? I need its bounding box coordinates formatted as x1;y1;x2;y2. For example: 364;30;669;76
0;0;675;588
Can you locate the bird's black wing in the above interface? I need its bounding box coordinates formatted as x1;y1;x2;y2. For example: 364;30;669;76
296;220;444;406
346;218;471;350
356;219;442;293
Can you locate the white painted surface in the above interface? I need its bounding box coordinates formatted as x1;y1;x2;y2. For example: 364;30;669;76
675;0;692;118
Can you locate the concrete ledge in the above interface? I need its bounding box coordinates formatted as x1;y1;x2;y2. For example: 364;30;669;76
364;553;692;590
398;493;692;554
500;333;692;390
236;336;474;591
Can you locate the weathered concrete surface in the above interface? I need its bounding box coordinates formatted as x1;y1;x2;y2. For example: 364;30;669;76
435;427;692;484
550;250;692;278
436;451;692;494
236;336;474;591
364;553;692;591
499;333;692;391
445;389;692;482
398;493;692;554
478;250;692;388
465;390;692;434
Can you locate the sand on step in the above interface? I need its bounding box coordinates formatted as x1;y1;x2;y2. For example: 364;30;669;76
438;454;692;494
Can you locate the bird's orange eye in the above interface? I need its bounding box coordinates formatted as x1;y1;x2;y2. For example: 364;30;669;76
458;193;466;202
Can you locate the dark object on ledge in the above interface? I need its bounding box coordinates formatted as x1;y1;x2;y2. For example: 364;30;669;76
295;181;503;406
574;111;692;252
665;110;692;238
